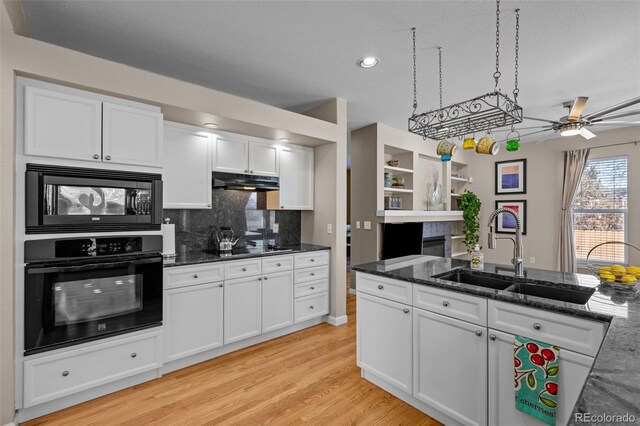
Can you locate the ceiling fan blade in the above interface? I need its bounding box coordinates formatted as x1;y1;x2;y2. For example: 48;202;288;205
591;109;640;122
589;121;640;125
579;127;597;140
520;129;552;138
524;116;559;124
515;125;554;131
568;97;589;121
583;96;640;120
535;132;558;145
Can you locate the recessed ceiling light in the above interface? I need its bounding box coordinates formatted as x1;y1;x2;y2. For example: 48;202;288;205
278;138;291;143
203;122;219;129
358;56;378;68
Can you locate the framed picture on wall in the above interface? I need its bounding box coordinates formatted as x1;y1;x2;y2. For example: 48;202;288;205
495;159;526;194
495;200;527;235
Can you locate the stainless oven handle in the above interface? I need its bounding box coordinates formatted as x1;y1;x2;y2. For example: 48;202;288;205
27;256;162;274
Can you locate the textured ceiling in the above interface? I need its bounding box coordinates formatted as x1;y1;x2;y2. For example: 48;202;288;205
22;0;640;143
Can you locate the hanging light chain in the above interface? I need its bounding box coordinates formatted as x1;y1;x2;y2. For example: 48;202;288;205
412;27;417;113
513;8;520;102
438;47;443;109
493;0;501;89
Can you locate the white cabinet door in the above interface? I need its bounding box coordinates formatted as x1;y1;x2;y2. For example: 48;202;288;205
413;308;487;426
278;146;314;210
163;123;212;209
261;270;294;333
164;282;224;362
224;275;262;344
213;135;249;174
248;141;279;176
488;329;594;426
24;86;102;162
102;102;163;168
357;292;412;393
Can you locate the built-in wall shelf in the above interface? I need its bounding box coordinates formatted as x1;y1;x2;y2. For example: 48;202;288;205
450;235;464;240
384;166;414;174
450;176;469;182
451;193;462;197
383;187;413;194
375;210;463;223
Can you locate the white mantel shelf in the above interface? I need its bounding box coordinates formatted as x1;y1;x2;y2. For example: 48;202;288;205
376;210;463;223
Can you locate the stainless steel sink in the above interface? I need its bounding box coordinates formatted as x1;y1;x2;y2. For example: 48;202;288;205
505;283;594;304
433;270;513;290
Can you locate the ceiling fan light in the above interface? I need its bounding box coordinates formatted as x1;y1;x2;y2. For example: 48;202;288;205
560;123;581;137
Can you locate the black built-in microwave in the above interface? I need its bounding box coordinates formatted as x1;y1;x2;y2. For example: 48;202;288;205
25;163;163;234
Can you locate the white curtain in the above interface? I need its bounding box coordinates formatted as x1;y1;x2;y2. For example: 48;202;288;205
558;149;591;273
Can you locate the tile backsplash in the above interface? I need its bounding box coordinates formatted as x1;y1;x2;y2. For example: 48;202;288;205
164;190;301;253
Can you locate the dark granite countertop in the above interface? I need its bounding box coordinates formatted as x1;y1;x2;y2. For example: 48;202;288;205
352;255;640;423
163;243;330;267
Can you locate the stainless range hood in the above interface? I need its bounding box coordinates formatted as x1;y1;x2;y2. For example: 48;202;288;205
212;171;279;191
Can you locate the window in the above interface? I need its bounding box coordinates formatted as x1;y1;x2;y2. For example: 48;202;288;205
573;156;628;263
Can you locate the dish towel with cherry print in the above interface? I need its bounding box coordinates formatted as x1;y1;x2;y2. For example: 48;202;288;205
514;336;560;426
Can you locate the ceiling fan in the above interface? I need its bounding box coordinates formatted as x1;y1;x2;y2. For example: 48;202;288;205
515;96;640;144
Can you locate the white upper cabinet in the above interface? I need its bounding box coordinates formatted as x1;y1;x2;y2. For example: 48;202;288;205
102;103;163;167
212;135;249;174
20;78;163;168
24;86;103;162
271;146;314;210
162;123;212;209
248;141;279;176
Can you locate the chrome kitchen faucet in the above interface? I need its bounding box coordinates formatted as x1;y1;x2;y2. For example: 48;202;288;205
487;208;524;278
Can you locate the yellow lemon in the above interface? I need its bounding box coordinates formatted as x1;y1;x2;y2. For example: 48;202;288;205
625;266;640;277
610;265;627;277
620;274;638;285
597;267;612;274
598;272;616;282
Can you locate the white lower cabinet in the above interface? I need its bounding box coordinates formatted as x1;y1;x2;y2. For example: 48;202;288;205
224;275;263;344
488;329;594;426
23;330;162;407
262;271;294;333
356;292;412;394
413;308;487;426
164;282;224;362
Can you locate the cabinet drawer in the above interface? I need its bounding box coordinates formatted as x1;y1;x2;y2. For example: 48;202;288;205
23;330;162;407
357;273;412;305
294;251;328;269
294;278;328;298
413;284;487;326
294;265;329;283
164;263;224;289
488;300;608;357
224;258;262;280
294;292;329;323
262;255;293;273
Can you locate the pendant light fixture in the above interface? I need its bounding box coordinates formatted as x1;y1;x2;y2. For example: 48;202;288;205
408;2;523;143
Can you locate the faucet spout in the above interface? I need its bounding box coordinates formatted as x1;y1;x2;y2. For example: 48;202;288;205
486;208;524;278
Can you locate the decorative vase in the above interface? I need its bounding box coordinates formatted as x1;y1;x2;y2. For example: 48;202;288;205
427;183;443;210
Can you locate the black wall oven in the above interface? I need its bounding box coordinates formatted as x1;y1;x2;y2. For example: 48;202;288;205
24;235;163;355
26;163;162;234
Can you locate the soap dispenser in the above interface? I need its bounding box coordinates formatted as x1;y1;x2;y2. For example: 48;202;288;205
470;244;484;270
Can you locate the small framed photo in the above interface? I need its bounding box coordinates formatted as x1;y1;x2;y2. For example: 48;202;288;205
495;200;527;235
495;159;526;194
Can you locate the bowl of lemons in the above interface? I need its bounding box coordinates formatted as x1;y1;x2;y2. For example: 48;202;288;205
587;242;640;290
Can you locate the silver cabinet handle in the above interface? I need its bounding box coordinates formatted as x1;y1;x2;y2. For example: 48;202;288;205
310;272;315;276
207;204;211;208
281;205;284;208
442;301;450;307
475;330;483;337
489;334;497;341
310;305;314;309
310;259;315;262
403;309;410;314
258;277;262;281
131;353;137;358
105;155;111;160
250;170;254;173
264;276;268;280
277;263;281;267
242;267;247;272
533;323;542;330
244;169;249;173
377;285;384;290
62;371;69;377
93;154;100;159
193;274;198;279
219;283;223;287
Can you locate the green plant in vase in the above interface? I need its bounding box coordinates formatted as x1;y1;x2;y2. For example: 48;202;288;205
459;189;482;253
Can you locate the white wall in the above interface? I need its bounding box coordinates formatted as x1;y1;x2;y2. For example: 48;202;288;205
467;126;640;271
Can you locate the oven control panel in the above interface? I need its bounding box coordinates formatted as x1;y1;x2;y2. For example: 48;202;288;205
55;237;143;257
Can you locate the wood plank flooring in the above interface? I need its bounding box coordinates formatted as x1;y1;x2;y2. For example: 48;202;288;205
25;292;441;425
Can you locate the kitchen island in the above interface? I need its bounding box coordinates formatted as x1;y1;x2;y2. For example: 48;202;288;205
352;255;639;426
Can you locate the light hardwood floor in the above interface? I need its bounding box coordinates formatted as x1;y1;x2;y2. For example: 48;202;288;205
25;291;441;425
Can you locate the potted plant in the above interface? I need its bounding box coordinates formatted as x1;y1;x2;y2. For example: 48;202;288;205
459;189;482;253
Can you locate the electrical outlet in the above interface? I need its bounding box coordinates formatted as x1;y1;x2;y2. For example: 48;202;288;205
327;224;332;234
529;257;536;264
364;221;372;230
273;223;279;233
356;221;361;229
